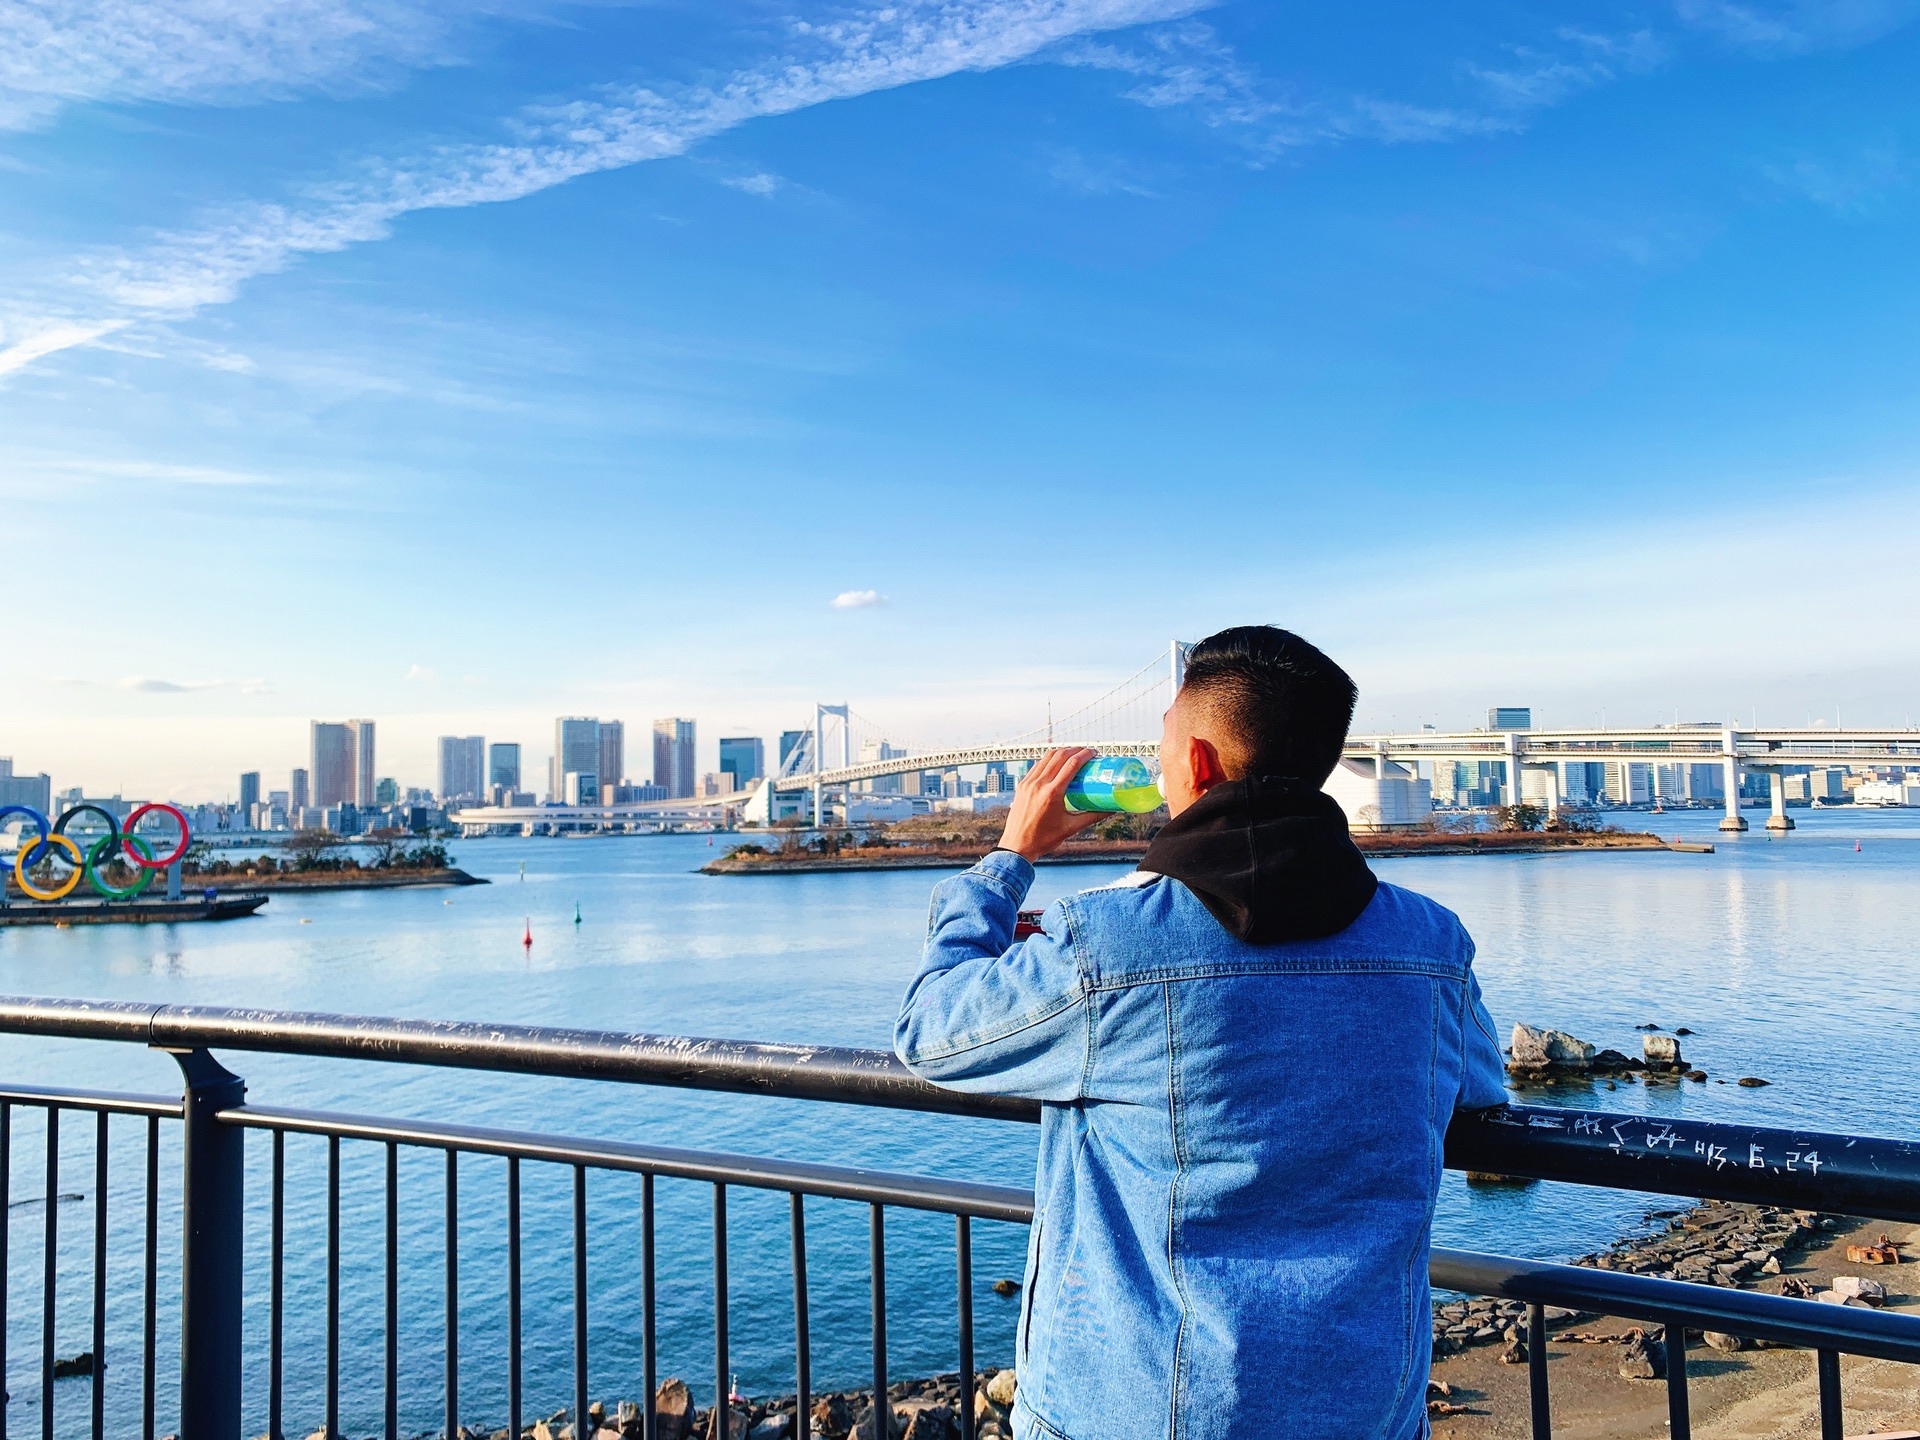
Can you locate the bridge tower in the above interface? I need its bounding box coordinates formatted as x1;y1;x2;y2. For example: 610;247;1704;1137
814;703;850;828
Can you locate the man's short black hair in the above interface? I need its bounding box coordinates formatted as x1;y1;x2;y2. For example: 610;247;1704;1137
1179;625;1357;784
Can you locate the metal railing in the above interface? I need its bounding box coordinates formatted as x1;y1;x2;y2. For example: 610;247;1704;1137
1;995;1917;1440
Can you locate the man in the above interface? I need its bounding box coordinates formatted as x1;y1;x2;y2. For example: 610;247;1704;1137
894;625;1507;1440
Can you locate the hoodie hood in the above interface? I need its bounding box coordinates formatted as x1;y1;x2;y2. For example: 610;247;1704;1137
1139;776;1378;944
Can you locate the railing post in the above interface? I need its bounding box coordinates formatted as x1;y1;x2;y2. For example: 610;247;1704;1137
165;1047;245;1440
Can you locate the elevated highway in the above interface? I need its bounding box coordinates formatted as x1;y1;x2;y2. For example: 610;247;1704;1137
769;727;1920;833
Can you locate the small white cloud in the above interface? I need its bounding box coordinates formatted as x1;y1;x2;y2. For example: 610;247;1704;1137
403;663;438;681
120;676;220;693
723;172;781;197
830;589;888;610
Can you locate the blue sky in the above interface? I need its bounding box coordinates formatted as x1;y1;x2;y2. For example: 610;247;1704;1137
4;0;1919;799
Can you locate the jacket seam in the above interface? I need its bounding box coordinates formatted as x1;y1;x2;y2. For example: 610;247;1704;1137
1081;957;1467;990
897;990;1088;1064
1163;981;1192;1440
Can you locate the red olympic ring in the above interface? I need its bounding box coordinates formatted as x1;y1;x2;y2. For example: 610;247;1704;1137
121;803;191;870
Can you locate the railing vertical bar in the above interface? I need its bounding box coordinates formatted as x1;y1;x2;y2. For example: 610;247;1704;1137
141;1116;157;1440
871;1204;887;1440
90;1112;107;1440
956;1215;973;1440
792;1194;810;1440
42;1104;58;1440
328;1134;341;1440
385;1140;398;1440
0;1104;8;1440
1526;1302;1549;1440
574;1164;589;1435
1665;1318;1690;1440
270;1129;284;1440
1817;1349;1843;1440
643;1172;657;1440
508;1156;522;1440
714;1183;729;1440
446;1148;460;1440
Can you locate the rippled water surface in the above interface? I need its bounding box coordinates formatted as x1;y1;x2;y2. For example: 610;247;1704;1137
2;809;1915;1434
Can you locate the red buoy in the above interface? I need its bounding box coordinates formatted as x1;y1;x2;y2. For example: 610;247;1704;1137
523;918;533;948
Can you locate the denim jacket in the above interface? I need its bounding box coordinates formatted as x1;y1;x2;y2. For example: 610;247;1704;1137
895;851;1507;1440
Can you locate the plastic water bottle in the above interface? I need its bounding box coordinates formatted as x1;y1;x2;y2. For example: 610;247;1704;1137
1064;756;1163;814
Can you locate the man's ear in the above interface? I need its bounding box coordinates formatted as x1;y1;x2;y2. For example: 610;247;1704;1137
1188;734;1227;794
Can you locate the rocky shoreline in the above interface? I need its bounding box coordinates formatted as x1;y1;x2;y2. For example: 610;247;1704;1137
243;1197;1885;1440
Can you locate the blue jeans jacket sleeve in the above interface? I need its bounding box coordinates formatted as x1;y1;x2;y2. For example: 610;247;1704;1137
893;850;1092;1102
1460;955;1509;1109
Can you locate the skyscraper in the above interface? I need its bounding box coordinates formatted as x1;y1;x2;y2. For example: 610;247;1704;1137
489;744;521;790
290;768;310;811
351;720;377;807
0;758;52;813
310;723;356;808
719;736;765;788
598;721;625;793
779;731;806;768
438;736;486;804
653;718;696;799
552;718;601;802
239;771;261;815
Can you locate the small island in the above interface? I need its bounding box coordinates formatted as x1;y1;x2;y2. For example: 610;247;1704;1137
702;808;1683;874
181;834;487;892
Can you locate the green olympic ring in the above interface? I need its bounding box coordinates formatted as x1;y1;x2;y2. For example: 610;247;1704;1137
84;833;156;899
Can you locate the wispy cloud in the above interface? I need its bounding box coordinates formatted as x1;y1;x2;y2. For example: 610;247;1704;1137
1672;0;1920;55
1468;28;1664;109
722;171;782;197
117;675;267;693
0;0;466;131
403;663;439;681
1764;143;1908;212
1061;19;1665;156
830;589;888;609
4;0;1202;375
0;319;126;375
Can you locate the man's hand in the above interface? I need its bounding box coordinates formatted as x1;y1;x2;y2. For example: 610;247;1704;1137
997;747;1105;862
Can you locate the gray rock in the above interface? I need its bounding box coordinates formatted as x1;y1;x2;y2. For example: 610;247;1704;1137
1832;1275;1887;1305
811;1398;852;1440
657;1381;694;1440
1702;1331;1748;1352
984;1372;1017;1409
1642;1034;1683;1070
850;1406;903;1440
1618;1335;1667;1380
901;1407;957;1440
1511;1023;1595;1066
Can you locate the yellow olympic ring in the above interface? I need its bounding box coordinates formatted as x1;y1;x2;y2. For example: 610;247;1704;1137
15;832;83;901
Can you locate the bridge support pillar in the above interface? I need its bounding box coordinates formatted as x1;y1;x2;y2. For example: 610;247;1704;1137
1767;769;1794;831
1719;732;1748;831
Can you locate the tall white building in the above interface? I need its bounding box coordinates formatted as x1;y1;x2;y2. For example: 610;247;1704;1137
653;718;696;799
438;736;486;804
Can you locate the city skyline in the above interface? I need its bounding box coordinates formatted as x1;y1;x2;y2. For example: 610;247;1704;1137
4;4;1919;798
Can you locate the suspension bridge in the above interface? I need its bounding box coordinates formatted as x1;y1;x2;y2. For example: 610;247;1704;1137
449;639;1920;834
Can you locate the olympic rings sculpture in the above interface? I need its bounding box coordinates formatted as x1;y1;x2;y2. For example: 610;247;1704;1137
1;803;191;902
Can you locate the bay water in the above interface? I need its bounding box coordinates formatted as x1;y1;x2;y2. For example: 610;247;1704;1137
1;808;1915;1434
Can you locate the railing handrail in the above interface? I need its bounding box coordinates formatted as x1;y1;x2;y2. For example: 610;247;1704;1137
1431;1248;1920;1364
4;993;1920;1222
0;994;1036;1121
